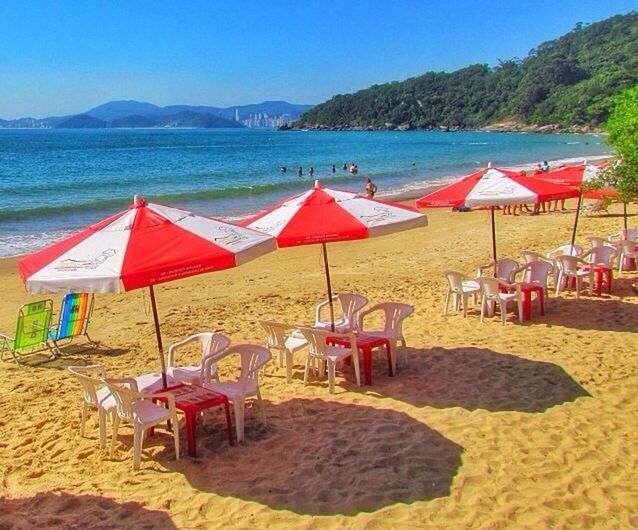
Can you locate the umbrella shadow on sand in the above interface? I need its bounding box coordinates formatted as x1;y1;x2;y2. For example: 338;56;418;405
366;346;589;413
162;398;463;516
0;492;176;529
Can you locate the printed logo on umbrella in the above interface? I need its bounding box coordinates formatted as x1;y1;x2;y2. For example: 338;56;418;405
360;206;394;225
54;249;117;271
213;226;249;246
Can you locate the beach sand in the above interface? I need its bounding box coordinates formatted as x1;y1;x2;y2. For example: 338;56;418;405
1;199;638;529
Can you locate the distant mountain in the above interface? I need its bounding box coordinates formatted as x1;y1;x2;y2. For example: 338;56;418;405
85;99;313;122
86;100;164;121
0;99;313;129
55;114;106;128
51;111;243;129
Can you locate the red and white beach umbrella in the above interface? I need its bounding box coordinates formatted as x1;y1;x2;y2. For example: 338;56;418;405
535;163;615;199
416;164;579;261
533;162;616;246
241;180;427;327
18;195;276;381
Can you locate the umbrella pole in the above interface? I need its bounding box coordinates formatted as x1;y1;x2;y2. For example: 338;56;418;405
149;285;168;388
490;207;497;275
322;243;336;332
570;191;583;249
624;202;628;232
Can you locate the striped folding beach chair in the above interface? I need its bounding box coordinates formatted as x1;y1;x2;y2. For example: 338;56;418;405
49;293;97;354
0;300;54;364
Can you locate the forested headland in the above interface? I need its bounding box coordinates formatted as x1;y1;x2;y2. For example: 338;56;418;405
293;12;638;132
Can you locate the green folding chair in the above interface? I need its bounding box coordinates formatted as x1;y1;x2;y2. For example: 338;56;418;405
49;292;97;354
0;300;54;364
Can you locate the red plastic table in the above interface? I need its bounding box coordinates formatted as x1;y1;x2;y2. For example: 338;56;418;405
153;384;234;457
499;282;544;321
579;264;612;296
326;333;393;385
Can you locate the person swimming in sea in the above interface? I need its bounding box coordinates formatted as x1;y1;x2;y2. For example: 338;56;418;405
280;166;287;173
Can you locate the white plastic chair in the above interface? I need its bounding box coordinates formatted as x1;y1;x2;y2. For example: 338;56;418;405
203;344;271;442
167;332;231;386
358;302;414;372
260;319;307;383
68;365;116;449
586;236;612;249
609;228;638;243
297;327;360;394
616;240;638;274
443;270;481;317
521;251;548;264
103;377;180;471
476;258;519;282
315;292;368;332
554;255;594;298
546;244;583;260
582;246;617;268
478;277;523;325
514;260;554;302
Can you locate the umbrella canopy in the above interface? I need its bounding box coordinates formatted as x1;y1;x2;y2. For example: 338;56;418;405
416;165;580;263
533;162;618;246
416;166;579;209
534;163;616;199
20;195;276;293
242;180;426;246
241;180;427;328
18;196;276;383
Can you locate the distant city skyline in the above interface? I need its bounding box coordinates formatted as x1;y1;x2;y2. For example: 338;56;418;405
0;0;635;119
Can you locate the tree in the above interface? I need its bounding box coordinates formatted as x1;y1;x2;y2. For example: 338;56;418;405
590;84;638;203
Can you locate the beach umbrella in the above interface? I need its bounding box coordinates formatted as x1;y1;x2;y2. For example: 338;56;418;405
534;163;620;245
415;164;579;263
18;195;276;385
240;180;427;330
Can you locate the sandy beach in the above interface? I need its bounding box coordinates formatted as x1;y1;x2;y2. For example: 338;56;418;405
1;197;638;529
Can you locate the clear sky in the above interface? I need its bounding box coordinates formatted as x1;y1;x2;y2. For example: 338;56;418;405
0;0;635;119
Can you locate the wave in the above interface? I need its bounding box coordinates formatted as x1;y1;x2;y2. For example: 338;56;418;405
0;173;360;221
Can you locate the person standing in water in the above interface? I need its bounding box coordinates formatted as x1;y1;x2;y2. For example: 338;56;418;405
365;177;378;198
308;167;314;177
297;166;302;177
331;164;336;174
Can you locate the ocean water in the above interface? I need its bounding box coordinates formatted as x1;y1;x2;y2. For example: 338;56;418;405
0;128;608;257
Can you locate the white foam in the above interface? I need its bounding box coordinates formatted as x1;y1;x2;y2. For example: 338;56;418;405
0;230;76;258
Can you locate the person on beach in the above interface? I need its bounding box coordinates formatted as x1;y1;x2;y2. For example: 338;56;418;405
533;165;548;213
297;166;302;177
365;177;378;198
308;167;314;177
542;160;550;172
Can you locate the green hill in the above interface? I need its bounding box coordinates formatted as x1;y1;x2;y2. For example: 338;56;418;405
295;12;638;132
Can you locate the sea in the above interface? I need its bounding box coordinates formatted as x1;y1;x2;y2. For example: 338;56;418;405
0;128;609;257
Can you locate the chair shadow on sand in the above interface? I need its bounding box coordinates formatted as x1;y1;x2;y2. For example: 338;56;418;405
365;346;590;413
161;398;463;516
0;492;176;528
17;344;129;369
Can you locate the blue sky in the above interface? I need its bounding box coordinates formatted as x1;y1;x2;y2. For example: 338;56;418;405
0;0;635;119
